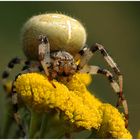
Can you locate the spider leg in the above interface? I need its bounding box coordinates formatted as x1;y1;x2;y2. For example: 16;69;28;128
77;43;124;108
77;43;121;75
79;65;128;128
12;62;47;138
38;35;51;77
1;57;46;137
1;57;30;91
11;78;27;138
38;35;56;88
1;59;39;138
11;64;32;138
10;64;42;138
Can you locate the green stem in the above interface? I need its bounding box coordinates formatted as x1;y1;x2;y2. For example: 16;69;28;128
39;110;65;138
29;110;43;138
39;110;60;138
39;113;49;138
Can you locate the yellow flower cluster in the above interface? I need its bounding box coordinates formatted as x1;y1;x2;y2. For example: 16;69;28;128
14;72;132;138
98;104;131;138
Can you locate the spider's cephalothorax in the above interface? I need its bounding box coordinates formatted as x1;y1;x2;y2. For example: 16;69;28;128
37;36;78;82
49;51;77;79
1;13;129;138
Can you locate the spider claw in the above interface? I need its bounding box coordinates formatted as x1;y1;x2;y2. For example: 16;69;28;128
124;114;129;128
116;96;129;128
51;82;56;88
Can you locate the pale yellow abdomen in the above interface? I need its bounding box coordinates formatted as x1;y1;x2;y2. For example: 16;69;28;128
21;13;87;60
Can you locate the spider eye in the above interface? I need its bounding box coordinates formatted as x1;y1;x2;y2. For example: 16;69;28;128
38;35;48;44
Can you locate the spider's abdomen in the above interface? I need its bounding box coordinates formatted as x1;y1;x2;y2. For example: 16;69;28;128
49;51;77;79
21;13;87;60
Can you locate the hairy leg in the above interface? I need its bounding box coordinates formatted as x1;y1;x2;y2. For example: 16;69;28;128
76;43;124;111
79;65;128;128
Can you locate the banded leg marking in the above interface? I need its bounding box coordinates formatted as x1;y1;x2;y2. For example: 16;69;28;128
77;43;124;107
38;35;56;88
89;44;125;119
10;63;52;137
11;78;26;138
2;57;21;81
79;65;128;127
79;65;120;93
2;57;45;137
90;43;123;106
11;63;45;138
38;35;51;76
78;43;121;75
2;57;30;90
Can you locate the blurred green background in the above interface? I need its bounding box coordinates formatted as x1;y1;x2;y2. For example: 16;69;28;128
0;1;140;138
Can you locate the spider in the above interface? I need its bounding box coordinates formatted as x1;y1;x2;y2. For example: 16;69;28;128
1;13;128;137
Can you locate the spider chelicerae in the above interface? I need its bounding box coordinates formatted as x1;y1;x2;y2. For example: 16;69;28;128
2;36;128;137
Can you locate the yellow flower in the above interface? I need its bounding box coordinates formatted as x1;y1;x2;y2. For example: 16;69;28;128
74;73;92;86
15;73;102;130
98;104;132;139
14;72;132;138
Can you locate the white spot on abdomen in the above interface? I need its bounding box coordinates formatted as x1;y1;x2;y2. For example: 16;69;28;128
66;20;72;44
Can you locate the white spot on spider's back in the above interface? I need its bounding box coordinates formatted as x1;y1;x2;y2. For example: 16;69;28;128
66;20;72;44
52;15;61;18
